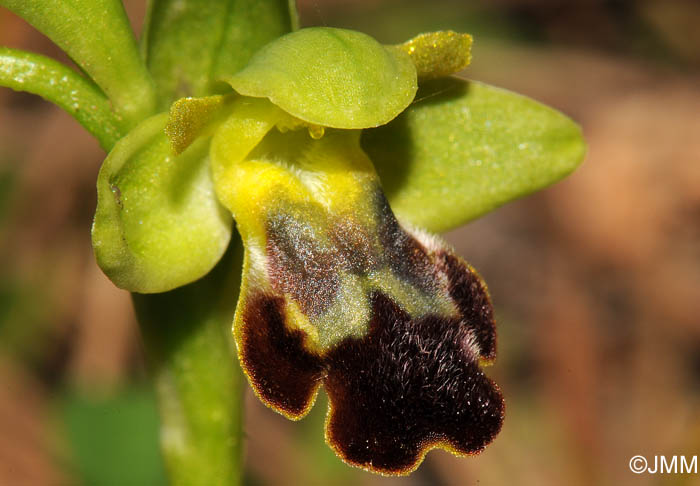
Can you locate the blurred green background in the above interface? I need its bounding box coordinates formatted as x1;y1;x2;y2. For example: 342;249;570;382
1;1;699;485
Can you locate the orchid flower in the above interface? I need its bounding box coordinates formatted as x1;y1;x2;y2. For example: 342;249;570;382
0;0;584;481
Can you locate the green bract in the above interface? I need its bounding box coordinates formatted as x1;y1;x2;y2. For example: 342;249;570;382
1;0;156;126
92;114;232;293
0;47;126;150
224;28;418;129
142;0;297;109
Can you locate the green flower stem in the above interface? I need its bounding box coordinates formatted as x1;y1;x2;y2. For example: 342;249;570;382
1;0;157;127
0;47;126;150
133;240;244;486
288;0;299;30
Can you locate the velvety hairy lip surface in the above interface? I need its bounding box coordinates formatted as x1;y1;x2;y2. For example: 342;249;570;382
238;285;503;474
266;209;341;316
375;192;437;293
439;251;498;361
324;292;504;475
239;293;324;419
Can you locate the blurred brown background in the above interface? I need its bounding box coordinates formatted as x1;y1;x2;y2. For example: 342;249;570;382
1;1;699;485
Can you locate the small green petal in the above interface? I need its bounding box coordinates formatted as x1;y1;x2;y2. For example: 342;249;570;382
364;77;586;233
165;95;233;155
92;114;232;294
396;31;472;80
224;27;417;129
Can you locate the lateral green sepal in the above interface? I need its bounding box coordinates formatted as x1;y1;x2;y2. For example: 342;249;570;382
365;77;586;232
92;114;232;293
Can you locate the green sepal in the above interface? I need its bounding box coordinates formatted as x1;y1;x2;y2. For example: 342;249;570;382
142;0;297;109
364;77;586;232
224;27;417;129
92;114;232;294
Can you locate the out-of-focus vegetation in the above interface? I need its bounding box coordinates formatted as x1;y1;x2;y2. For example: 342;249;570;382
1;1;698;485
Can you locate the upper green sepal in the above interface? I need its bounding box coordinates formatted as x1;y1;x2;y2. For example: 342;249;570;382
364;77;586;233
92;114;232;293
223;27;417;129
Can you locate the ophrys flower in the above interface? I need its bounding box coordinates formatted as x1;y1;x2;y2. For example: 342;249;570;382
0;1;584;476
91;28;506;474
